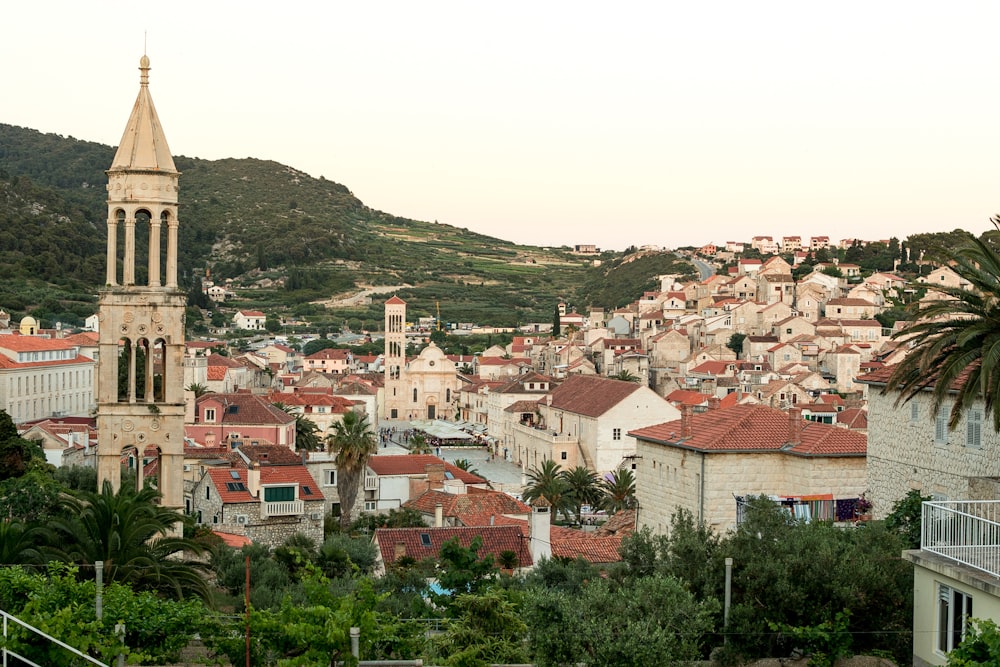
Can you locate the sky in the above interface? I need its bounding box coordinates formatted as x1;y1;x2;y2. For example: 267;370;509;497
4;2;1000;251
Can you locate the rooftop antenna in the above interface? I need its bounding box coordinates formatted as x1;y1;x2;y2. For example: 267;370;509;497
144;30;148;55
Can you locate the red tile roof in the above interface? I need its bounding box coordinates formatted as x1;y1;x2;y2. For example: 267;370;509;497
208;468;255;503
374;525;532;568
385;296;406;305
629;404;866;457
214;531;252;548
405;488;530;523
366;455;487;485
260;466;325;501
197;393;295;427
546;374;648;418
665;389;712;406
0;334;81;352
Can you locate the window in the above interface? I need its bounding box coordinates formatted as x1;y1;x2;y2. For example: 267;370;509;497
967;409;982;449
204;408;216;422
910;402;919;424
364;501;377;512
613;428;622;441
324;469;337;486
205;486;211;499
938;584;972;654
413;388;418;402
560;451;567;460
264;486;296;502
935;410;949;444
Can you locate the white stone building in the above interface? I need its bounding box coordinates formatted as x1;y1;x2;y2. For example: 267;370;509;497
0;334;96;423
631;404;867;535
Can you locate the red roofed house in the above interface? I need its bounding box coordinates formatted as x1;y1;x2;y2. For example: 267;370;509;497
0;332;96;423
475;356;532;380
190;455;326;547
506;374;680;475
405;486;531;527
266;388;359;436
233;310;266;330
204;353;251;393
188;392;297;450
19;416;97;467
631;403;867;534
303;347;353;374
373;524;534;576
361;455;490;515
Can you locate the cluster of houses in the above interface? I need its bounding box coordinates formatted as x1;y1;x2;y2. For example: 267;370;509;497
7;244;1000;664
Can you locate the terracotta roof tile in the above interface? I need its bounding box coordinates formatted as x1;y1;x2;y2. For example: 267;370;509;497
629;404;866;456
546;374;648;418
375;525;532;568
366;455;487;485
405;488;530;522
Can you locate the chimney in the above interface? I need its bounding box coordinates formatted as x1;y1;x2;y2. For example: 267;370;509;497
680;404;693;439
529;497;552;564
394;542;406;561
708;396;721;411
434;503;443;528
425;463;445;490
788;406;803;446
246;462;261;498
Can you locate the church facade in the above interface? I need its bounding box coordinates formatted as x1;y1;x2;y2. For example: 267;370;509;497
381;296;460;421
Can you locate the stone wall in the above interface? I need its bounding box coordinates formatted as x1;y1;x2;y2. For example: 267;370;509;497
867;386;1000;517
637;442;867;535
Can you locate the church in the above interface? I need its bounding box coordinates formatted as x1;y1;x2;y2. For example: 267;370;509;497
381;296;460;421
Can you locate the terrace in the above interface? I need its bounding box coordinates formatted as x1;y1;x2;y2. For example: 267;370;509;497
921;500;1000;579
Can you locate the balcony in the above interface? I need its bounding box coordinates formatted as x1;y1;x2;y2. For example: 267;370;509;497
364;473;378;491
261;499;303;519
511;421;577;444
922;500;1000;578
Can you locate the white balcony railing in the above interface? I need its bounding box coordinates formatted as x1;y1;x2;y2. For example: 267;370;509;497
261;499;303;519
922;500;1000;579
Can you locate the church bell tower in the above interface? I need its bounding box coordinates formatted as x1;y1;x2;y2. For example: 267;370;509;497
96;55;185;512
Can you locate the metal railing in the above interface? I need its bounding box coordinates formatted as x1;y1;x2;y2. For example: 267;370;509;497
2;609;110;667
922;500;1000;578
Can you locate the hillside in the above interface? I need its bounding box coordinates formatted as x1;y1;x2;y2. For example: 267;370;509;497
0;123;695;328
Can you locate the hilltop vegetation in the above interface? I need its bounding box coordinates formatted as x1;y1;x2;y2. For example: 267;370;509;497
0;123;695;328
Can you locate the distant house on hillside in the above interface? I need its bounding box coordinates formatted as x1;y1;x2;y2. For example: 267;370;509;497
233;310;266;330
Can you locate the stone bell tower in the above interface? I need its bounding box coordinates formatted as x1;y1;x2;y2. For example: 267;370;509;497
96;55;185;513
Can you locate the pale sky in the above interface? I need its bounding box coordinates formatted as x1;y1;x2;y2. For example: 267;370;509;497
4;2;999;250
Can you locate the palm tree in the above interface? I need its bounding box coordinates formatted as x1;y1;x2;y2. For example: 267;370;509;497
0;520;44;566
326;411;377;530
522;459;571;522
886;226;1000;431
185;382;210;398
560;466;601;524
608;370;640;383
453;458;481;477
43;481;211;600
274;403;322;452
601;467;637;513
409;432;432;454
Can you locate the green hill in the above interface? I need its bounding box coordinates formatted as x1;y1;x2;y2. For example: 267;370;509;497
0;123;695;329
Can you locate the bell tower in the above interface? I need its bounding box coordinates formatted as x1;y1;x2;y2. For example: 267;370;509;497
97;55;185;514
383;296;407;420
